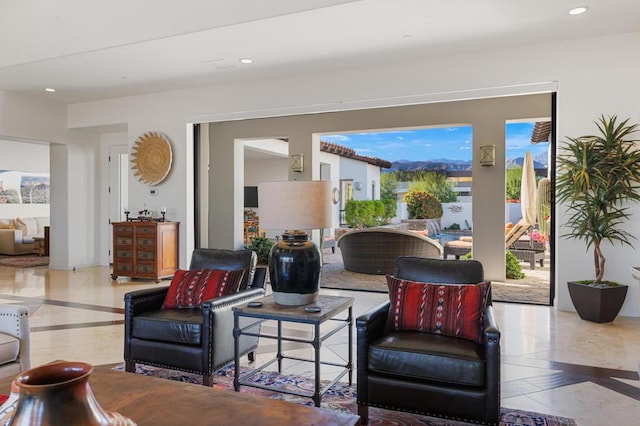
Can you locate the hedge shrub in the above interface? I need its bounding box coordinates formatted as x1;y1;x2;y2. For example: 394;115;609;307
345;200;393;228
403;190;443;219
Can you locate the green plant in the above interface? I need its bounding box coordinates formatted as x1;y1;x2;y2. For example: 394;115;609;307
407;172;457;203
505;251;525;279
245;236;274;265
557;115;640;284
344;200;392;228
403;190;443;219
537;177;551;236
461;250;524;279
446;223;461;230
505;166;522;202
380;172;398;201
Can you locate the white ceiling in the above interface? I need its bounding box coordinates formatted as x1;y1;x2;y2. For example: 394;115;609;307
1;0;639;104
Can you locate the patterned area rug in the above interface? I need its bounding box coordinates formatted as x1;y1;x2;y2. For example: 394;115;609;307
0;255;49;268
114;364;577;426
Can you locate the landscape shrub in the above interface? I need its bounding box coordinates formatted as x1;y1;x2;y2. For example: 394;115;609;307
403;190;443;219
345;200;392;228
461;250;525;279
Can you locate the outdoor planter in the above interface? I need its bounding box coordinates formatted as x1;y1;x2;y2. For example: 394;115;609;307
567;281;628;323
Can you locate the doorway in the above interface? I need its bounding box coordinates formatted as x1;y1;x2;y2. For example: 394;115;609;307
498;117;554;305
108;146;129;264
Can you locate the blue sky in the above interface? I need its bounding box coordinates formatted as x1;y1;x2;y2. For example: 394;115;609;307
322;122;548;162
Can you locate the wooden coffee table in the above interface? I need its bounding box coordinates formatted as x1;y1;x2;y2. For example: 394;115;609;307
0;363;359;426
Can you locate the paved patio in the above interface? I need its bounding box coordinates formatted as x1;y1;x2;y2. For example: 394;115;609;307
321;246;551;305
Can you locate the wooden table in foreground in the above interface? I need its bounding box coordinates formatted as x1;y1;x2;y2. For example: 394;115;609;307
0;363;360;426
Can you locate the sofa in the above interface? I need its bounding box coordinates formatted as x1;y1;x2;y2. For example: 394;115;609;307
337;227;443;275
0;217;49;255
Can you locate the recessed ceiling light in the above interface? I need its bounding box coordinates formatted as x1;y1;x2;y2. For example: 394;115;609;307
568;6;588;15
239;58;253;64
44;87;56;92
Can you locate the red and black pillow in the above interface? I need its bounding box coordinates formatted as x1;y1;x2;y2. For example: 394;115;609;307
162;269;245;309
386;275;490;343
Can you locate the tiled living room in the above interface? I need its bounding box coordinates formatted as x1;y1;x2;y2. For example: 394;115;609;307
2;2;640;425
1;262;639;425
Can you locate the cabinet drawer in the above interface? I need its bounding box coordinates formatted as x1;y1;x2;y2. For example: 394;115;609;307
115;262;133;273
116;237;133;246
137;226;156;235
137;251;156;260
114;225;133;234
137;237;156;247
116;250;133;259
136;263;157;274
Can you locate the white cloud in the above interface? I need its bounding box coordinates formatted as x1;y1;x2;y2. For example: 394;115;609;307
322;134;350;143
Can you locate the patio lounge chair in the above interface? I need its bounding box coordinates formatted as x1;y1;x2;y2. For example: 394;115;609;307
337;227;443;275
442;220;545;268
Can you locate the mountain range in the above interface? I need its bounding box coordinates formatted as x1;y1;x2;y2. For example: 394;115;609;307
388;154;547;172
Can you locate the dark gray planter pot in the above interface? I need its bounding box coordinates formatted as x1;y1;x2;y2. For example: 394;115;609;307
567;281;628;323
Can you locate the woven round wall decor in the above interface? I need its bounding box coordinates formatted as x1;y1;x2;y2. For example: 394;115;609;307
130;132;173;185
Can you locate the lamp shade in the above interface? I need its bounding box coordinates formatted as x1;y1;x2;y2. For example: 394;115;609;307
257;180;333;306
258;180;332;231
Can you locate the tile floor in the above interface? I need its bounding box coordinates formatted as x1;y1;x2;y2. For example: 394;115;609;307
1;264;639;425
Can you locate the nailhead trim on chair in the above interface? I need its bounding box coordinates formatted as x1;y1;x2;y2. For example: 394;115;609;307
366;402;498;425
0;310;28;337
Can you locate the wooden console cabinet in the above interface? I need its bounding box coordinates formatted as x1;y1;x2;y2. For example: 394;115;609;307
111;221;179;283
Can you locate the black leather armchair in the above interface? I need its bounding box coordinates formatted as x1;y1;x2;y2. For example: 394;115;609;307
356;257;500;425
124;248;267;386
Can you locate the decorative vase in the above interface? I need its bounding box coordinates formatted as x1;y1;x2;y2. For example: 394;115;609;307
269;230;322;306
10;361;135;425
567;281;628;323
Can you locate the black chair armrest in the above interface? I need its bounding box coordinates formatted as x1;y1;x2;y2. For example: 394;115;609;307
356;301;390;336
249;266;267;289
201;287;265;311
483;304;500;345
123;286;170;362
483;304;501;421
356;301;390;405
124;286;169;315
200;287;266;371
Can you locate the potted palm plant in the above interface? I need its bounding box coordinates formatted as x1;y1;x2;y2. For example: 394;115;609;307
557;115;640;322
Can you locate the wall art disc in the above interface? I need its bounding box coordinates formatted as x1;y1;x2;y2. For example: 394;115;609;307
130;132;173;185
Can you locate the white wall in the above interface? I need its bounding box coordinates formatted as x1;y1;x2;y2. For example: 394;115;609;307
442;203;473;231
320;151;340;234
340;157;370;200
63;31;640;317
0;140;50;219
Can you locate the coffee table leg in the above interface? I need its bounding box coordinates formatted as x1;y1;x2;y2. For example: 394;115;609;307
313;322;321;407
233;314;240;391
277;320;282;373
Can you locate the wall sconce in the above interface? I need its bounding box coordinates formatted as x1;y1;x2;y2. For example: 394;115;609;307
479;145;496;167
291;154;304;172
354;181;362;191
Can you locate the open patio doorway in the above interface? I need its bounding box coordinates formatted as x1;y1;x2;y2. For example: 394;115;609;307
318;125;476;292
497;119;554;305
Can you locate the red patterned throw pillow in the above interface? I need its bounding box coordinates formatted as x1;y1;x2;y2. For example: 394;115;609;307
162;269;245;309
386;275;490;343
